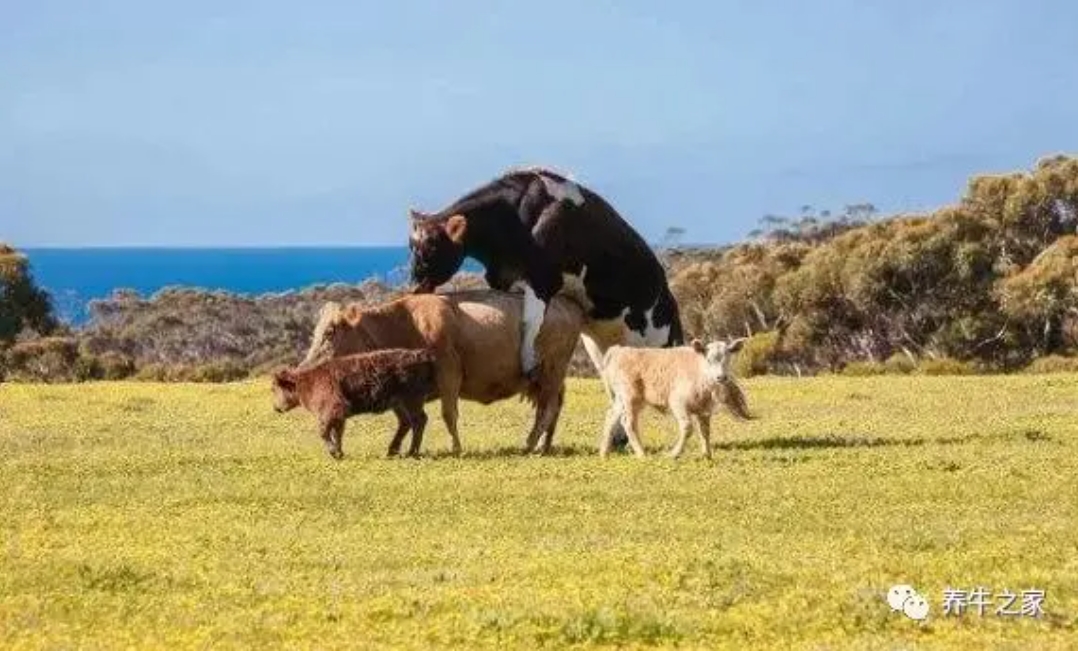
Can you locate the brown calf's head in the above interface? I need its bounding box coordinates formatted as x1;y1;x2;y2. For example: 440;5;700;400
271;367;301;413
691;337;746;382
408;209;468;293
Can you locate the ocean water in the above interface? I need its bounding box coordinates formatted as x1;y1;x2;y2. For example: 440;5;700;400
22;247;479;326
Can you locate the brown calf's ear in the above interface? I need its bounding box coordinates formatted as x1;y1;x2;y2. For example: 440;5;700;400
273;368;296;390
690;339;705;354
445;214;468;244
727;337;746;354
408;208;427;222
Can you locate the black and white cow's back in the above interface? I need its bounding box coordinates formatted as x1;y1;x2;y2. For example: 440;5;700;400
408;165;684;376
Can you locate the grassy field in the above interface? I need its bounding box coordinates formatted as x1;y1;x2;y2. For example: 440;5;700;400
1;374;1076;650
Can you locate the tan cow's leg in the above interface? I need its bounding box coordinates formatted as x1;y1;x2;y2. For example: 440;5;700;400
435;357;464;455
523;384;564;454
538;384;566;454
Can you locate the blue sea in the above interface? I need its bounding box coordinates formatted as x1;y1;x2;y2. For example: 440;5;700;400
23;247;479;326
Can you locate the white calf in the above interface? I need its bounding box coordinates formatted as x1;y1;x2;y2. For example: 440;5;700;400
599;338;749;459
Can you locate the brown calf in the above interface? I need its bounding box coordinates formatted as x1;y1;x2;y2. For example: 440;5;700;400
272;348;437;459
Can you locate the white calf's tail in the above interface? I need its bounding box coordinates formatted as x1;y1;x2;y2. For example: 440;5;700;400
598;346;623;400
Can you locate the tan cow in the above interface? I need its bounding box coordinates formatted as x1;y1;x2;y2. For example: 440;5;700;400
299;290;584;455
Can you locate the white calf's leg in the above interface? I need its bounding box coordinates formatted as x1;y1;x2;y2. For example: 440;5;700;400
520;284;546;376
696;414;713;459
620;402;647;459
600;401;623;458
669;405;694;459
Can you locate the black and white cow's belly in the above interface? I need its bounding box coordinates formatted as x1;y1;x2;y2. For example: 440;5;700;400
552;267;677;348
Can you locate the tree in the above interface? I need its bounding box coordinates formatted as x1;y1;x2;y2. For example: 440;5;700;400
0;243;58;344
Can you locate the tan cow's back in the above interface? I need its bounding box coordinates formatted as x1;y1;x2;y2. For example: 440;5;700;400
303;290;585;405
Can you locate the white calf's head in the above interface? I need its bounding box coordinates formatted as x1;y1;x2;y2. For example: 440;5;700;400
691;337;746;382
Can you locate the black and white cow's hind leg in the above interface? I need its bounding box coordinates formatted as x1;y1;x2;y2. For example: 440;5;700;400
516;199;575;380
520;284;547;381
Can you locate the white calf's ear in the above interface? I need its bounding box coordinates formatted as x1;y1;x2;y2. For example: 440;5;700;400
690;339;705;354
727;337;746;354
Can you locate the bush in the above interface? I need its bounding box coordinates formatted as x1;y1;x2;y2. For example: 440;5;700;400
2;337;79;382
883;353;917;375
188;360;248;383
734;331;780;378
73;355;103;382
132;360;248;383
97;352;136;380
916;357;979;376
1023;355;1078;374
840;361;888;376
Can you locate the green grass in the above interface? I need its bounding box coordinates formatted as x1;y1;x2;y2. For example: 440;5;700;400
1;375;1076;650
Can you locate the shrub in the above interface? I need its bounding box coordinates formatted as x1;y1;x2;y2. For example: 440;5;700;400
883;353;917;374
916;357;979;376
840;361;888;376
734;331;781;378
73;355;103;382
188;360;248;383
1023;355;1078;374
2;337;79;382
97;352;136;380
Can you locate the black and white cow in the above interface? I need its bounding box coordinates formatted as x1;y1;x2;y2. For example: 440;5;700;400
407;165;685;381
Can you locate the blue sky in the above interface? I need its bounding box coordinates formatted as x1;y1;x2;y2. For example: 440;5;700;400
2;0;1076;247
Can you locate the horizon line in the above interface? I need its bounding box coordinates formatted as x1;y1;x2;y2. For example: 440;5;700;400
18;240;730;251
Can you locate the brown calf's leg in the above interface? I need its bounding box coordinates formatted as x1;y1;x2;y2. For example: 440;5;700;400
403;397;429;458
387;405;411;457
320;417;345;460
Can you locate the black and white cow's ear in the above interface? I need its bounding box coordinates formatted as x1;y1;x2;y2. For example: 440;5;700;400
690;339;705;354
445;214;468;244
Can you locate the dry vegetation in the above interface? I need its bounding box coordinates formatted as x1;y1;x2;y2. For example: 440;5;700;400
3;153;1078;384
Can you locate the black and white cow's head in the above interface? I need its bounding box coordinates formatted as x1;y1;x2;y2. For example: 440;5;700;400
408;209;468;293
